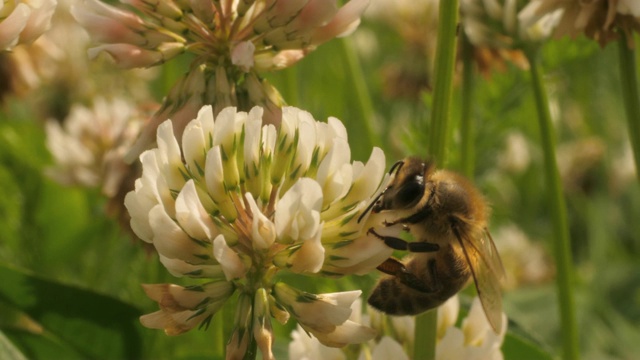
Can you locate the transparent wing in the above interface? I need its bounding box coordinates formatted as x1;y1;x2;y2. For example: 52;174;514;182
454;227;505;334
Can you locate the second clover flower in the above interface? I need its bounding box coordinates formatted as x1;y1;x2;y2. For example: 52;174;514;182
125;105;395;359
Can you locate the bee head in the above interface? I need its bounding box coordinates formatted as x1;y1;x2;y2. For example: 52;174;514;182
357;158;435;223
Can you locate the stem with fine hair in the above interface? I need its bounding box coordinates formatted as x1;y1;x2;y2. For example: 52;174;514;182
617;30;640;182
526;49;580;360
415;1;459;359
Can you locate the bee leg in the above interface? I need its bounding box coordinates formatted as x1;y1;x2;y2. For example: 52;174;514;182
376;258;439;293
368;228;439;252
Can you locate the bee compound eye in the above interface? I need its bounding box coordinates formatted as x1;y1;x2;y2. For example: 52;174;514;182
394;175;424;208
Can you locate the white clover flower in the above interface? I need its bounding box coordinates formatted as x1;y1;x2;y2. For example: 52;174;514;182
522;0;640;47
0;0;57;51
45;97;146;197
436;296;507;360
289;294;507;359
71;0;370;160
126;105;391;359
461;0;563;49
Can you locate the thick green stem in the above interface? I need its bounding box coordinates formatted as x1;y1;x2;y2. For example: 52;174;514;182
460;35;476;178
340;37;378;155
413;309;438;360
526;50;580;360
426;0;459;166
415;1;459;359
617;31;640;182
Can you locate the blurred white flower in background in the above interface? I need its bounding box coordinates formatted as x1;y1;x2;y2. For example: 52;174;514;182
491;224;555;290
125;105;395;359
461;0;563;49
45;97;148;197
527;0;640;47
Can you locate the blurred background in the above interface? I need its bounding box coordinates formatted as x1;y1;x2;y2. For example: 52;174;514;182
1;1;639;359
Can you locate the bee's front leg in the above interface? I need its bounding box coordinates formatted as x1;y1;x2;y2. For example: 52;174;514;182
368;228;439;252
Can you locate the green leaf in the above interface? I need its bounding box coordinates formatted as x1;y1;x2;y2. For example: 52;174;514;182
0;264;143;359
503;331;554;360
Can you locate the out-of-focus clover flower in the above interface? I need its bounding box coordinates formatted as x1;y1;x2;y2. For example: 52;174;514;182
126;105;395;359
71;0;370;162
436;296;507;360
362;0;439;99
288;295;507;359
492;224;554;289
45;97;150;198
461;0;563;50
360;0;528;100
530;0;640;47
0;0;57;51
0;0;157;118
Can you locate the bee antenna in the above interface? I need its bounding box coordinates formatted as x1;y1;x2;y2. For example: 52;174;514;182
388;160;405;175
358;160;405;224
357;189;385;223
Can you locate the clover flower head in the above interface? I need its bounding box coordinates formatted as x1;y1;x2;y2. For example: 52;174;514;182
461;0;563;50
525;0;640;47
71;0;370;160
0;0;57;51
45;97;147;197
125;105;392;359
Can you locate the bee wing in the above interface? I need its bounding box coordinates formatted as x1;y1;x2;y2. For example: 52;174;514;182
454;227;505;334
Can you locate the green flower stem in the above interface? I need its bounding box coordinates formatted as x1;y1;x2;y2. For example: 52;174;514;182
617;31;640;182
460;34;476;178
427;0;459;166
340;37;378;156
414;309;438;360
526;49;580;360
416;1;459;359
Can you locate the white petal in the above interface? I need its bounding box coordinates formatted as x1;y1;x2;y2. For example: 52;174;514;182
310;320;376;347
231;40;255;72
181;119;207;177
0;4;30;50
438;295;460;339
289;230;325;273
175;180;218;241
213;235;246;280
371;337;409;360
196;105;215;142
345;147;386;203
149;205;210;262
159;254;224;278
156;120;186;191
436;327;467;360
204;146;225;198
245;193;276;250
244;106;264;172
212;106;238;148
275;178;323;242
275;284;361;333
462;297;493;346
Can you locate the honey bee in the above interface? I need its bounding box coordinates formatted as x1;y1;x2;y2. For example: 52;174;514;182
359;157;505;333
